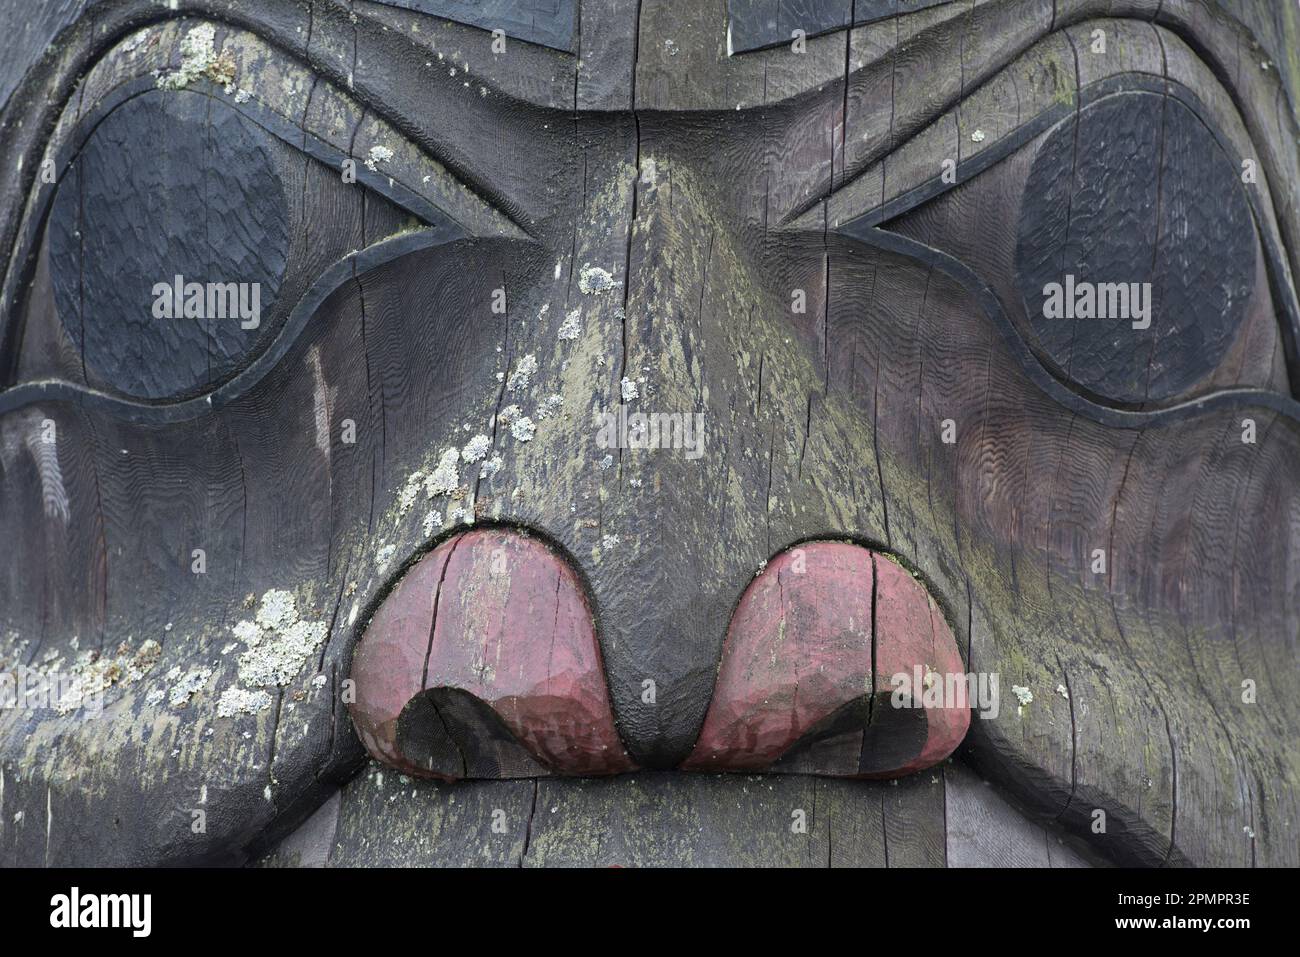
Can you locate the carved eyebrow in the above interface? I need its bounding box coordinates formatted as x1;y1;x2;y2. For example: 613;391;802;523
727;0;959;55
782;11;1300;234
20;20;524;251
219;25;527;240
1;20;525;292
362;0;579;53
796;21;1296;253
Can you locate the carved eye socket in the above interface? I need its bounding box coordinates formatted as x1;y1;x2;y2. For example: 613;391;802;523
1013;92;1257;405
829;34;1300;419
38;82;441;404
3;21;519;415
47;89;295;401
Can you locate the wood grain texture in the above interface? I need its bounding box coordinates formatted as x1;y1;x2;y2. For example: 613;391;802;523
261;759;1094;867
0;0;1296;870
360;0;578;53
945;760;1093;866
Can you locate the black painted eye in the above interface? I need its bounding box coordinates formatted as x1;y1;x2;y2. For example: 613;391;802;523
1;21;524;419
1013;92;1256;405
846;63;1297;418
47;89;293;401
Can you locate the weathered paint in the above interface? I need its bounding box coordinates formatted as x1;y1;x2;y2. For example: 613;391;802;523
684;542;968;777
350;528;635;779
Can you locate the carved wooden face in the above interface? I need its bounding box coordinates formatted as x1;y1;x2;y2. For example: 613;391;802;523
1;0;1298;868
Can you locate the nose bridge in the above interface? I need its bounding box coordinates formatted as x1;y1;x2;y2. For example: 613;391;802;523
516;111;892;769
581;140;830;767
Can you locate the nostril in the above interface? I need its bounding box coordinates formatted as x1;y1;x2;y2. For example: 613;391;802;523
683;541;969;777
395;687;548;780
868;551;970;778
349;528;635;780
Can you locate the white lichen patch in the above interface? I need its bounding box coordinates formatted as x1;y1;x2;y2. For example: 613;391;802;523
578;264;616;294
506;354;539;392
1055;683;1070;700
375;543;397;571
536;394;565;420
157;23;215;89
558;309;582;340
479;456;502;479
397;471;427;514
217;686;273;719
122;31;149;55
426;448;461;497
421;510;444;537
220;590;329;717
255;589;299;632
365;144;395;172
600;534;620;551
1012;684;1033;716
239;620;327;687
167;667;214;709
461;435;491;463
156;23;237;93
510;416;536;442
620;377;639;402
971;129;987;143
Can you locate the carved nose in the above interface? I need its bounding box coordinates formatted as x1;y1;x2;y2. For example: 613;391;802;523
684;541;969;777
350;533;965;780
348;528;634;779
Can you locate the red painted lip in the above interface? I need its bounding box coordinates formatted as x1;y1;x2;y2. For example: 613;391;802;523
683;542;969;778
350;532;967;780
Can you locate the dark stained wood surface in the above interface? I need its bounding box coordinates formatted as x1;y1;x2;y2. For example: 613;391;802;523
0;0;1296;869
258;757;1097;867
